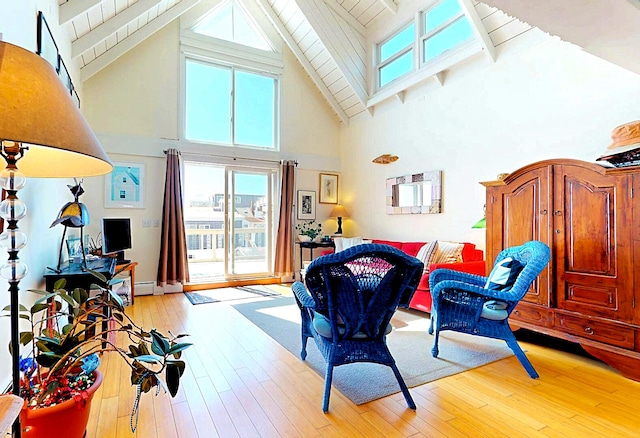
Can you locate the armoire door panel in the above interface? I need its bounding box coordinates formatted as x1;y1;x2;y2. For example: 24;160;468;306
562;177;616;275
496;167;551;306
554;165;633;321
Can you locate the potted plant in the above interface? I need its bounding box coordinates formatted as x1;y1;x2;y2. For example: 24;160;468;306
2;266;192;438
296;220;323;242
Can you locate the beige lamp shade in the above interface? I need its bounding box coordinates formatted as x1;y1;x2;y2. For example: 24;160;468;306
330;204;349;218
0;41;112;177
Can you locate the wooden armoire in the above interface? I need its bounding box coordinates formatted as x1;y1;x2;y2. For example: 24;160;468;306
482;158;640;381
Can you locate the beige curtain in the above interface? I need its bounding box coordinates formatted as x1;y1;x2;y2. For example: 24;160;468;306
157;149;190;287
274;160;296;279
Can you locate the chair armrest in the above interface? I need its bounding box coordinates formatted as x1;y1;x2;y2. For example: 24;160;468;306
429;268;487;289
431;278;522;302
428;260;486;276
291;281;315;309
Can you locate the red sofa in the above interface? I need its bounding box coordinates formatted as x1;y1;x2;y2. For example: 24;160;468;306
371;240;485;313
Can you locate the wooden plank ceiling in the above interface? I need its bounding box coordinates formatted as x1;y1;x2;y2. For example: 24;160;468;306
59;0;526;124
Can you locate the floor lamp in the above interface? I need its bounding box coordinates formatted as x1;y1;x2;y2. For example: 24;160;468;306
0;42;113;437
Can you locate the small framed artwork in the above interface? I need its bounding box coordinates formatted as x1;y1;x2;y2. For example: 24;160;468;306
37;11;59;71
319;173;338;204
105;162;145;208
58;55;72;92
297;190;316;220
71;86;81;108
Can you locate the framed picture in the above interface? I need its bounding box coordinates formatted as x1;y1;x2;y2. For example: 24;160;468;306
58;55;72;93
297;190;316;220
105;162;145;208
319;173;338;204
71;86;81;108
37;11;59;71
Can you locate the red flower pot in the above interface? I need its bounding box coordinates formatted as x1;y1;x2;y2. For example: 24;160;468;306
20;370;103;438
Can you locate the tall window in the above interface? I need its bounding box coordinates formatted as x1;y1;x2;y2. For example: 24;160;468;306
184;58;278;149
377;23;415;88
374;0;476;90
421;0;473;63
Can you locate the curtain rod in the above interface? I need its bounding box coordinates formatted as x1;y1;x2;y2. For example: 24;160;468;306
163;149;297;166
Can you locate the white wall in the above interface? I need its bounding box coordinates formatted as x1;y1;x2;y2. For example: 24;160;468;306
340;32;640;251
0;0;90;389
82;20;343;285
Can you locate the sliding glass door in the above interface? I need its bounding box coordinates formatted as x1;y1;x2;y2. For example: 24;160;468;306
183;161;276;283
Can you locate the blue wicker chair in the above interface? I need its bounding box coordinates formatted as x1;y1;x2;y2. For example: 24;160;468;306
291;243;423;412
428;240;550;378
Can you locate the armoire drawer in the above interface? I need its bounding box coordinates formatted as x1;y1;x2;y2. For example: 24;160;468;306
554;314;635;349
511;304;552;327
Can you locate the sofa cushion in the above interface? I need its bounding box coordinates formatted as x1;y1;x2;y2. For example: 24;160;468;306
371;239;403;250
415;241;437;271
430;241;464;264
334;236;370;252
399;242;427;257
460;243;480;261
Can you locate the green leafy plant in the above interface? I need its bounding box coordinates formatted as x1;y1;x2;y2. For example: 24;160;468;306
2;265;191;430
296;220;322;239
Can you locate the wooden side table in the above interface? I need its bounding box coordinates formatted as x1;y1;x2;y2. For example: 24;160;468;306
116;261;138;304
296;241;335;280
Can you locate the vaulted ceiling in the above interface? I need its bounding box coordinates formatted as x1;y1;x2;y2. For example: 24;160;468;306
58;0;638;125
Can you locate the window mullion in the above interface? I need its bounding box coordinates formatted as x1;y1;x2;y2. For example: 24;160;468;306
230;67;235;146
376;45;412;70
423;13;464;40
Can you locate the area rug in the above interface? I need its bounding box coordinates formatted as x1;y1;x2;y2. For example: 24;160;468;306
184;285;280;305
232;296;515;405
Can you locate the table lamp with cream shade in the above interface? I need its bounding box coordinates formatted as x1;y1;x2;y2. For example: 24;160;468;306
0;41;113;436
330;204;349;236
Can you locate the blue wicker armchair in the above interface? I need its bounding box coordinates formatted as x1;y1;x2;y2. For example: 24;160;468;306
291;243;423;412
428;240;550;378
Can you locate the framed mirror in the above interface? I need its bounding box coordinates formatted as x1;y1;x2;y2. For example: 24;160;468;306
386;170;442;214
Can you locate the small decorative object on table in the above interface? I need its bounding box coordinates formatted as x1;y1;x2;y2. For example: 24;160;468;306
296;220;322;242
50;179;90;272
3;267;192;437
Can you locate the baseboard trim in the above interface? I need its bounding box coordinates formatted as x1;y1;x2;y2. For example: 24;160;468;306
184;277;280;292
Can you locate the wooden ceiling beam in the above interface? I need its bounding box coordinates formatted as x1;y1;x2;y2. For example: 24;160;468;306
72;0;162;59
81;0;200;81
59;0;102;26
255;0;350;124
378;0;397;14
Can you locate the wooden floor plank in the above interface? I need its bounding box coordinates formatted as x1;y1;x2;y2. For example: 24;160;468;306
86;293;640;437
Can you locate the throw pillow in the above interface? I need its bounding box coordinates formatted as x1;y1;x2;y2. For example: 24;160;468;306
484;257;523;291
415;241;437;271
428;240;464;265
334;236;363;253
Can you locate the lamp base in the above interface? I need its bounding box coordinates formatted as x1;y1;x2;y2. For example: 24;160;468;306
335;217;343;235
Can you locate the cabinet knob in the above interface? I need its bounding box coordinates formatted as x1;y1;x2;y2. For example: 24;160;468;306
554;210;562;216
584;326;594;335
540;209;548;215
556;229;561;234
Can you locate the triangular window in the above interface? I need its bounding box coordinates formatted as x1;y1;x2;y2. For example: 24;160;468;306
192;0;272;51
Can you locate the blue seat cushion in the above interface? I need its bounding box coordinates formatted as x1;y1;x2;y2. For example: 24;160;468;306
480;299;509;320
312;311;392;338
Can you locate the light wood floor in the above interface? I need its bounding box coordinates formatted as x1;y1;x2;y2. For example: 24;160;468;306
87;288;640;437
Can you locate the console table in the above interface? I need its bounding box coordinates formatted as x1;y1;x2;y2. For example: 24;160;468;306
116;261;138;304
44;257;116;293
296;240;334;280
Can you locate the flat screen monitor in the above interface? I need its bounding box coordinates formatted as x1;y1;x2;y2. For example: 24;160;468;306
102;218;132;263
